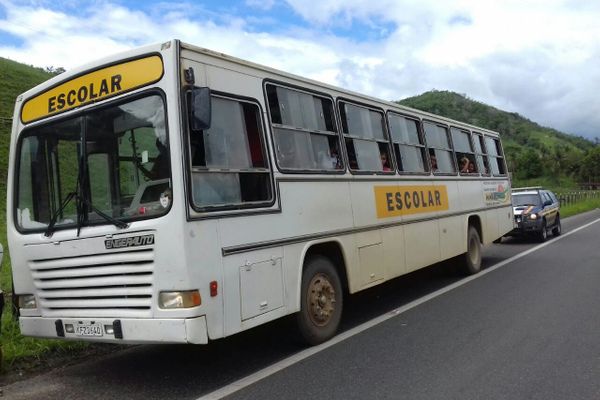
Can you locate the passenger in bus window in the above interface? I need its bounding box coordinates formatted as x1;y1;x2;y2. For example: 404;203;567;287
429;152;438;172
459;156;470;173
380;151;391;172
468;160;476;173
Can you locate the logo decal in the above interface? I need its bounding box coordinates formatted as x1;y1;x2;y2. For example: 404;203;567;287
105;234;154;249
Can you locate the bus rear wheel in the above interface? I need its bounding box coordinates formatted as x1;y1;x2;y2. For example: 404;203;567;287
461;225;482;275
296;255;343;345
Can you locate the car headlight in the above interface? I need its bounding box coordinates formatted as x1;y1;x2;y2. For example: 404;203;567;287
529;213;538;220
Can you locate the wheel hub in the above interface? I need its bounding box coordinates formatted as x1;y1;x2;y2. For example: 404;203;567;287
308;273;336;326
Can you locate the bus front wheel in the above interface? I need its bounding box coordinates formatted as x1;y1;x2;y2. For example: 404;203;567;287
461;225;482;275
296;256;343;345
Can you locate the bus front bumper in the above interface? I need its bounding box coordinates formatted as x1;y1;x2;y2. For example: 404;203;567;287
19;316;208;344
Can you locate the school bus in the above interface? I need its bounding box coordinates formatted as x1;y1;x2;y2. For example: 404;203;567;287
8;40;513;345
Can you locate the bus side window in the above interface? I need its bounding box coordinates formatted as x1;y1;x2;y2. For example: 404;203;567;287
387;113;427;173
473;133;490;175
423;122;456;174
339;102;392;173
451;128;478;175
189;96;272;209
484;136;507;175
266;85;342;172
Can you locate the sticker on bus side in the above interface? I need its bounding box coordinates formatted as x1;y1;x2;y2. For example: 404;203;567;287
21;55;164;124
483;181;511;206
374;185;449;218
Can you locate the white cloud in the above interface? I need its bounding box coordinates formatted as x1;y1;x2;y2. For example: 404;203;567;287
1;0;599;139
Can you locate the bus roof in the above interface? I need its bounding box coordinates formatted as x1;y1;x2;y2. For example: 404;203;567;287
180;40;501;137
16;39;500;137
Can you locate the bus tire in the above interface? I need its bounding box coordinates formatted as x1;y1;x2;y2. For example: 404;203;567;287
296;255;343;345
461;225;482;275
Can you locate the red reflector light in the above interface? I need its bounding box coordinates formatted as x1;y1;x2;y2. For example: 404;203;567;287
210;281;218;297
138;207;147;215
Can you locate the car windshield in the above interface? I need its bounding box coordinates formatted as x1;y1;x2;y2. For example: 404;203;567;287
16;94;172;232
512;193;541;207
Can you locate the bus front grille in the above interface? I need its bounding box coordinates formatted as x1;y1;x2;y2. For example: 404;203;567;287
29;249;154;318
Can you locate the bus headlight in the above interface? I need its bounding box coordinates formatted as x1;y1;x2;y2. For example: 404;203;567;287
158;290;201;309
18;294;37;309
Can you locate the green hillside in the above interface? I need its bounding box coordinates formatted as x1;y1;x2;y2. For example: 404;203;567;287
0;58;54;290
399;90;599;186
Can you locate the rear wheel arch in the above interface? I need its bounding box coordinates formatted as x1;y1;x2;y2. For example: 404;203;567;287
295;241;348;345
302;241;349;294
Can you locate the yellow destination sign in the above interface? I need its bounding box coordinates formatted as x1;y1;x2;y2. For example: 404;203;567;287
374;185;449;218
21;55;164;123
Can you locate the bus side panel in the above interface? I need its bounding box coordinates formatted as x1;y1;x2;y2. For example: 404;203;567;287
497;206;514;242
404;220;440;273
218;181;353;247
221;247;286;337
440;215;467;260
439;181;465;260
350;181;392;290
381;225;407;281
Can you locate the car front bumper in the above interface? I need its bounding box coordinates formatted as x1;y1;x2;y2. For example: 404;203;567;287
509;216;544;235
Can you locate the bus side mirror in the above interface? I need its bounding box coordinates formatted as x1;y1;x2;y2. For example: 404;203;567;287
190;87;211;131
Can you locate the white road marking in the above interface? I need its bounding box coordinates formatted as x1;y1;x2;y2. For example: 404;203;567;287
196;216;600;400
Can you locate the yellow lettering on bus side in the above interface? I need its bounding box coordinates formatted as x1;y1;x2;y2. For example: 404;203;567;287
374;185;449;218
21;55;163;124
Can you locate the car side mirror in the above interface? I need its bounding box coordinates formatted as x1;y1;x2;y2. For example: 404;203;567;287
544;200;552;206
190;87;211;131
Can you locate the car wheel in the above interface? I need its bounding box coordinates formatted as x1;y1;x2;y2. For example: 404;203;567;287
538;220;547;242
296;255;343;345
460;225;482;275
552;216;562;237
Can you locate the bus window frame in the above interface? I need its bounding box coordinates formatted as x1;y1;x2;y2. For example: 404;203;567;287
450;126;480;177
385;111;430;176
472;131;492;177
483;134;508;177
13;88;173;234
336;97;395;176
263;80;346;175
422;119;458;176
183;88;276;215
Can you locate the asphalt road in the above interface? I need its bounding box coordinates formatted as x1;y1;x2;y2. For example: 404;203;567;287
3;209;600;400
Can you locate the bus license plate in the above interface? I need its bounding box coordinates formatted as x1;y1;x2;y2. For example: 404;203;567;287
75;323;103;337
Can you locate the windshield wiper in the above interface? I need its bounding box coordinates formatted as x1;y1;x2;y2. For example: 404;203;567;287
78;195;129;231
44;191;77;237
44;147;128;238
44;190;128;238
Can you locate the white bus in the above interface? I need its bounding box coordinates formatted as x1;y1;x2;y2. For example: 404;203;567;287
8;40;513;345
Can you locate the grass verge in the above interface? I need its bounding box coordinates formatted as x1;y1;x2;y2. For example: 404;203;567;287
559;197;600;218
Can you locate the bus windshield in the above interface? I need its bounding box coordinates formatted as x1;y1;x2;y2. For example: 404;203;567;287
16;94;171;232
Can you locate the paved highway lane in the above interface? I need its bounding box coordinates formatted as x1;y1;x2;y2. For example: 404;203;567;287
3;209;600;400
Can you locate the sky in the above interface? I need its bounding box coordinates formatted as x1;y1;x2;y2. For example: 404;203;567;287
1;0;599;141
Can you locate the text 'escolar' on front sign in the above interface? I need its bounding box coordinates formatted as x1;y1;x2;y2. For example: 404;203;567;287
374;185;449;218
20;55;164;124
